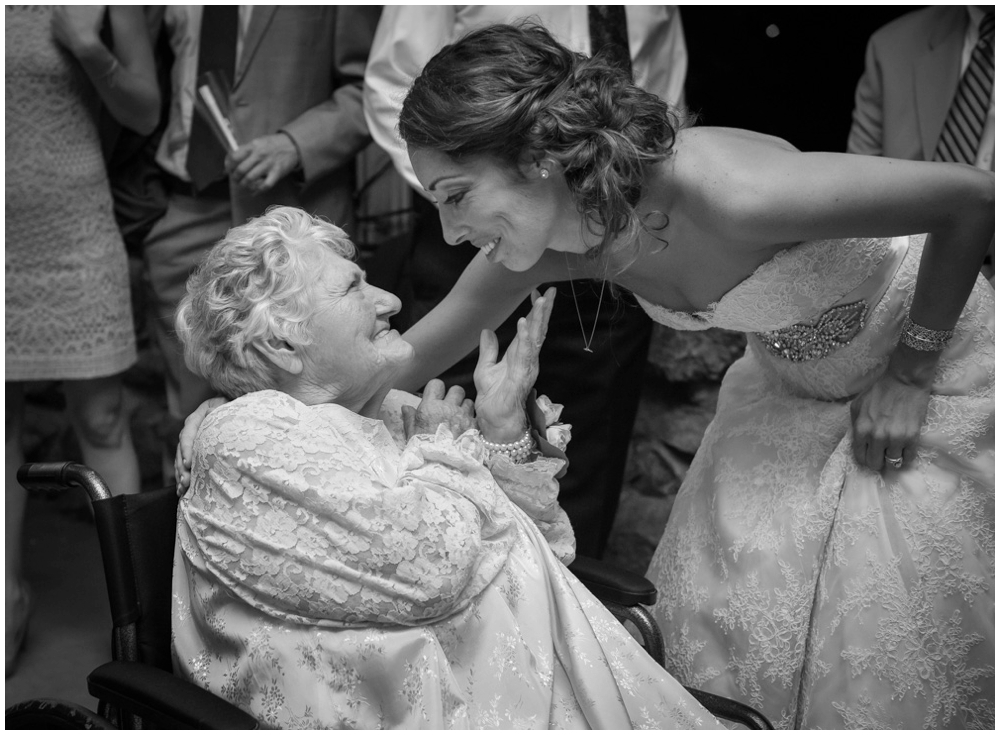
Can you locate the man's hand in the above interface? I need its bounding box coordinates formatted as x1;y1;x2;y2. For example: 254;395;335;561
226;132;301;194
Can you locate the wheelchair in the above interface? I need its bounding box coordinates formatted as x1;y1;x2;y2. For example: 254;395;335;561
6;461;773;730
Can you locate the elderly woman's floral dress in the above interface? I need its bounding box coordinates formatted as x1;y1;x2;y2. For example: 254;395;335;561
172;389;719;729
641;235;994;729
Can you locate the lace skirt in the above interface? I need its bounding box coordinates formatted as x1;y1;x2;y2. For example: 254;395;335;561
645;244;995;729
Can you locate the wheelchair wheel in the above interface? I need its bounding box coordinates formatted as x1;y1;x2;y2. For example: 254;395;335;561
5;698;116;729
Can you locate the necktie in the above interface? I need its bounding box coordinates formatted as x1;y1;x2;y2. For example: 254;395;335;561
934;12;994;164
588;5;633;76
185;5;239;191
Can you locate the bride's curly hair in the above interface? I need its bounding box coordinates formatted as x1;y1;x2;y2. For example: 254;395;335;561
399;22;682;261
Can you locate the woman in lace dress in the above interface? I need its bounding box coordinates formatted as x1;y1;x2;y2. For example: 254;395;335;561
386;24;993;729
5;6;159;675
170;206;719;729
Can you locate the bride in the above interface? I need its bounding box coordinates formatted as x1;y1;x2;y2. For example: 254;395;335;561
392;23;994;730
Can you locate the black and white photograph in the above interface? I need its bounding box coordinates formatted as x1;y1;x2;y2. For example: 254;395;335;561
6;4;994;730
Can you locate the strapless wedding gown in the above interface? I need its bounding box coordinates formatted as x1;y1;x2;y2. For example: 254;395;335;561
641;235;994;729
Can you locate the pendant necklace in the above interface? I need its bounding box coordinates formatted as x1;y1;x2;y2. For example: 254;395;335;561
565;253;605;353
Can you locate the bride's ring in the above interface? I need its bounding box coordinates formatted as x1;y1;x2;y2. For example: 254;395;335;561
885;455;903;469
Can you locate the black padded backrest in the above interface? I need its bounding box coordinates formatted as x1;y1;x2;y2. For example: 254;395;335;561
91;487;179;672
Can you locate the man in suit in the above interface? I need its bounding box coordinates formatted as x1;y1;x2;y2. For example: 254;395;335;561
848;5;994;276
144;6;380;469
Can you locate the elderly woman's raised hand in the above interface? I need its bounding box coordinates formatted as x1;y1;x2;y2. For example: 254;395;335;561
474;288;556;443
402;379;476;440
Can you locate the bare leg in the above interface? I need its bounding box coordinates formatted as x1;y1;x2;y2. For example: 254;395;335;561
6;382;29;674
64;376;141;496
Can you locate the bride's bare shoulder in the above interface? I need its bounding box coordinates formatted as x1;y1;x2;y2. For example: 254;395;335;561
676;125;799;151
668;126;800;191
673;126;798;168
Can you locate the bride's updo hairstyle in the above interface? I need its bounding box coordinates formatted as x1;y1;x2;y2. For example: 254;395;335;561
399;23;680;259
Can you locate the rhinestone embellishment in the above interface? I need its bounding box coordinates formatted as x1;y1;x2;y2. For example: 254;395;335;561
757;300;867;362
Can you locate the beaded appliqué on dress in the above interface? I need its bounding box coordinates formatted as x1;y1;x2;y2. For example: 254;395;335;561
757;300;867;362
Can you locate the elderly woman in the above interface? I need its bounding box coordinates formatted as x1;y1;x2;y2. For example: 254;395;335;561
170;206;719;729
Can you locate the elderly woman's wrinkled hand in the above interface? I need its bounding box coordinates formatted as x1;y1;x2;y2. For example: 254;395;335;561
402;379;476;440
175;397;229;496
474;287;555;443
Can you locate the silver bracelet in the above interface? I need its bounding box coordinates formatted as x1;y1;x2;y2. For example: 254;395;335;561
901;316;954;352
480;429;535;463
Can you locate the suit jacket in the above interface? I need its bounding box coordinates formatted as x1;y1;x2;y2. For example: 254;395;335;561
213;6;379;231
847;6;968;160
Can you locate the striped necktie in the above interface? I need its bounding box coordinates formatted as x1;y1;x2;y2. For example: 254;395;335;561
934;12;994;164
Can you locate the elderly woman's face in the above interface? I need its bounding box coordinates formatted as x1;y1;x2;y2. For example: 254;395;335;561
295;242;413;401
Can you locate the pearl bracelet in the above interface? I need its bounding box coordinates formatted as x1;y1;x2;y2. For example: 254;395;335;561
480;429;535;464
901;316;954;352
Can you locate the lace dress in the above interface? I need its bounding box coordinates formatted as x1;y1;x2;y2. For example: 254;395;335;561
641;235;995;729
172;389;720;729
5;6;136;381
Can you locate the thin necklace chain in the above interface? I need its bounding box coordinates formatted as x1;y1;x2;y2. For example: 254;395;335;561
565;254;605;353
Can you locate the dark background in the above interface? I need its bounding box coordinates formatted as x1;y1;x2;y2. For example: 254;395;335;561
683;6;918;152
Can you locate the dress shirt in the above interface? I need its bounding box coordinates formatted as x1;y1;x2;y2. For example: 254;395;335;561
364;5;688;195
155;6;254;181
962;5;995;171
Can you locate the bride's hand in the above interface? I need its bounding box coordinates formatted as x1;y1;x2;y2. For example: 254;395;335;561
174;396;229;495
474;288;555;443
850;370;931;473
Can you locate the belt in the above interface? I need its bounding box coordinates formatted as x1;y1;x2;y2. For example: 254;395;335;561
162;172;230;200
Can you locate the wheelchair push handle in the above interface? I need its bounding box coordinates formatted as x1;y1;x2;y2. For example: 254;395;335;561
17;462;113;502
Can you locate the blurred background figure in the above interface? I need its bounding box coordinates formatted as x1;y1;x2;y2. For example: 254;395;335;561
142;6;381;483
5;4;160;676
364;5;687;558
848;5;995;279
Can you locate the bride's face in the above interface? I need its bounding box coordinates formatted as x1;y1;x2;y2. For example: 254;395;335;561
410;147;591;272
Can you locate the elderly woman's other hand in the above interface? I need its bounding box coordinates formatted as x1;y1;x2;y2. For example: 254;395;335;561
175;396;229;496
474;287;555;443
402;379;476;440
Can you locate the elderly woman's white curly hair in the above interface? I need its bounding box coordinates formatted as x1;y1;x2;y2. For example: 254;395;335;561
175;206;355;398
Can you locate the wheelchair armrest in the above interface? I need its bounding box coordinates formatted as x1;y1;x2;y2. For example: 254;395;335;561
87;661;259;729
568;555;657;606
569;558;774;730
685;686;775;730
568;555;665;667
